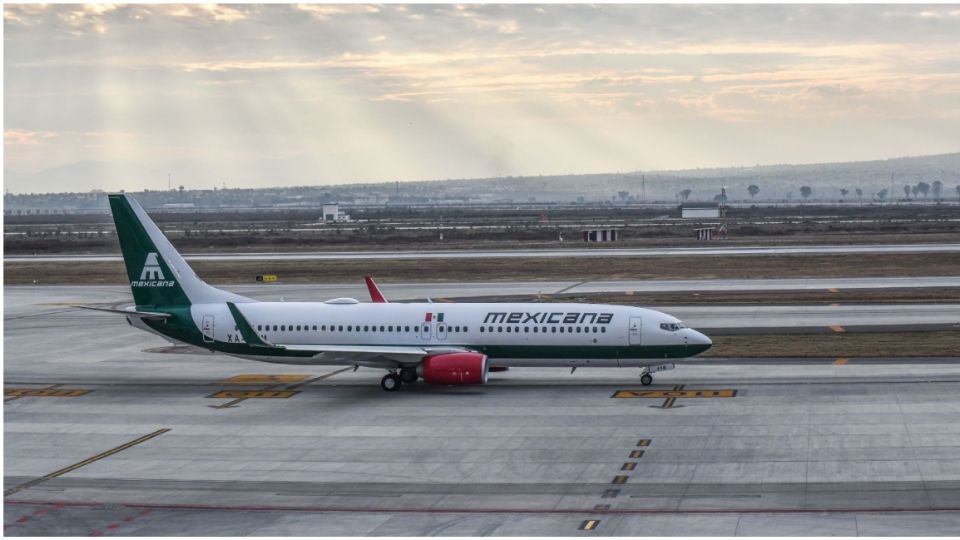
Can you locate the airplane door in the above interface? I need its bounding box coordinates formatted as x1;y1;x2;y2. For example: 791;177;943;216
420;322;432;341
628;317;642;345
437;323;447;341
202;315;215;343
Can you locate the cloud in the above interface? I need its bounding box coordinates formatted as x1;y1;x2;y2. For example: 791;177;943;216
4;129;58;145
295;4;380;20
5;4;960;192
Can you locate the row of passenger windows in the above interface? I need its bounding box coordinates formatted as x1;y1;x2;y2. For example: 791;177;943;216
480;326;606;334
255;323;469;333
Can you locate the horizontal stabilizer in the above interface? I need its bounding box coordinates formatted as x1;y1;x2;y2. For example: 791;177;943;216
72;305;170;319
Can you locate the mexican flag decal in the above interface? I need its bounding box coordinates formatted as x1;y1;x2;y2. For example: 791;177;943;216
424;312;444;322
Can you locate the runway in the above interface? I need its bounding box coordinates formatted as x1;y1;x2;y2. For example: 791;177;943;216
6;284;959;332
5;286;960;534
7;242;960;263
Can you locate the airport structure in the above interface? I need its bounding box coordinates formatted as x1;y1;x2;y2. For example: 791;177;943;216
680;203;722;219
581;228;620;242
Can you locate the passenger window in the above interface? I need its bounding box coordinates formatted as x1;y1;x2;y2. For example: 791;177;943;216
498;326;503;332
464;326;468;332
559;327;564;333
312;325;317;331
576;327;581;333
601;327;606;333
388;326;393;332
281;325;286;331
524;327;529;333
347;325;352;331
551;327;556;333
506;327;511;333
257;325;262;331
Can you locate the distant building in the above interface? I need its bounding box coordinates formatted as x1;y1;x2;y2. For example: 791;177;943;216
582;228;619;242
321;203;350;222
680;203;721;219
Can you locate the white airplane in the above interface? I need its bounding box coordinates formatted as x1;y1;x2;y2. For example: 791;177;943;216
86;194;712;391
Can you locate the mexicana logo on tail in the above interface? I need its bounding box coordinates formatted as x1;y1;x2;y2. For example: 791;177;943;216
132;252;174;287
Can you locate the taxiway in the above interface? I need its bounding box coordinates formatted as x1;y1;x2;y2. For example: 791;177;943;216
6;242;960;263
4;285;960;535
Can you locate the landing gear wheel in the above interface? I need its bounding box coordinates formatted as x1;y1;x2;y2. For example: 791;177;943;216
640;373;653;386
381;373;402;391
399;367;419;384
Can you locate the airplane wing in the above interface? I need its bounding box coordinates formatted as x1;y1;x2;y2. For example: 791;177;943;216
282;344;473;366
72;305;170;319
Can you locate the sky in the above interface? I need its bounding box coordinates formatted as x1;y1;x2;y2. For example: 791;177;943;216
4;3;960;193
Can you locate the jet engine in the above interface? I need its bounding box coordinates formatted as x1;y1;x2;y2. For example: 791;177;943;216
418;352;489;385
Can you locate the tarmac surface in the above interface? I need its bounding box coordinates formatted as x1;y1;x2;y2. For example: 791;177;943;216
6;286;960;535
7;242;960;263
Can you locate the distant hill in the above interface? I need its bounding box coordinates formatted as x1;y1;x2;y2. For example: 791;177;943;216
5;152;959;211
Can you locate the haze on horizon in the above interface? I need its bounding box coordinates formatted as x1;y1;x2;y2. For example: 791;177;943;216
4;3;960;194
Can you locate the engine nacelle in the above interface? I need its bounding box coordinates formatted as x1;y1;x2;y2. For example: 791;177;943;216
418;352;489;385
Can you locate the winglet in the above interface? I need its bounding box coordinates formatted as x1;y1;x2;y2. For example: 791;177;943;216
364;276;388;303
227;302;281;348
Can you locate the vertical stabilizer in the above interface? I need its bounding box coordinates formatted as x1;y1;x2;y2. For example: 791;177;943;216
108;194;250;308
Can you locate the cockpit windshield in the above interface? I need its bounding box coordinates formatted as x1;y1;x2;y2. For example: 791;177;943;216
659;322;687;332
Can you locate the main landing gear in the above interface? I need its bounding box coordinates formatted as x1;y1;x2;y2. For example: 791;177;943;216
399;367;419;384
381;373;401;391
382;368;420;391
640;373;653;386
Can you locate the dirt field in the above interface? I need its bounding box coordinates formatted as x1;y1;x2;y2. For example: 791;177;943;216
6;252;959;285
460;288;960;306
703;331;959;357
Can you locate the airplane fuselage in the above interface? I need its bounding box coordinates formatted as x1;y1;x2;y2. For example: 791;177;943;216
134;300;712;367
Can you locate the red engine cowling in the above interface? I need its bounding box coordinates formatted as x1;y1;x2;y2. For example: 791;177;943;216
418;352;489;385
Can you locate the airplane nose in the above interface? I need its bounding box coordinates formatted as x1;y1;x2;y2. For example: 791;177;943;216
692;330;712;346
685;329;712;352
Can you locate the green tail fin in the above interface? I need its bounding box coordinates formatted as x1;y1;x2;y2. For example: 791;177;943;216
109;194;250;308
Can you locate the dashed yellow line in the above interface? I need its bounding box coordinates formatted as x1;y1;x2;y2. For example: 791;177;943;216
637;439;651;447
611;475;629;485
828;288;839;293
614;389;736;399
5;388;89;398
219;374;309;384
830;325;846;333
580;519;600;531
629;450;645;459
602;488;620;498
208;390;298;399
621;462;637;471
833;357;849;366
